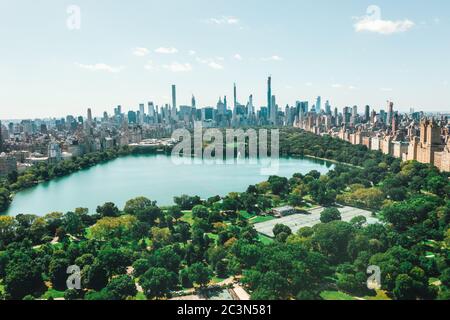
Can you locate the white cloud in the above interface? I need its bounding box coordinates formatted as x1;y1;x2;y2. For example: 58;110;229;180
305;82;313;87
381;87;393;92
196;57;224;70
261;55;283;61
233;54;243;60
77;63;123;73
188;50;197;56
162;62;192;72
154;47;178;54
348;85;357;90
354;17;415;35
208;61;224;70
332;84;343;88
144;61;154;71
133;47;150;57
207;16;240;25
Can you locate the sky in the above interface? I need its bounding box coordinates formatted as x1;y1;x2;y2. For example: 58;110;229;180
0;0;449;119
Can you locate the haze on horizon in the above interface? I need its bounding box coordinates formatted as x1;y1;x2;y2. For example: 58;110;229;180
0;0;449;119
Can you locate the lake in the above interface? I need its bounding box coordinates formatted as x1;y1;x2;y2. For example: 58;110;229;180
3;154;333;216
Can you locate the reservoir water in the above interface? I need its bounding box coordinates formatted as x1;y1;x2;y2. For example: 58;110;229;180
3;154;333;216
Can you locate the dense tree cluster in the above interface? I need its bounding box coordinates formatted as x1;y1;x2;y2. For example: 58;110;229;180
0;128;448;300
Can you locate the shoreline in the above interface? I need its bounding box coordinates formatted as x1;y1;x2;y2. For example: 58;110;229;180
1;154;333;216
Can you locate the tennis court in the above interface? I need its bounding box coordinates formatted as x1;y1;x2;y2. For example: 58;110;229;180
254;206;378;237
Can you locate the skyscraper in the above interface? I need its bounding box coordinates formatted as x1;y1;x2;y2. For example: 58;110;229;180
0;120;3;152
267;76;272;119
365;105;370;122
87;108;93;124
271;95;277;124
233;82;237;115
352;105;358;117
148;102;155;118
191;95;196;109
139;103;145;123
247;94;254;117
325;100;331;114
387;101;394;127
316;96;322;113
171;84;177;111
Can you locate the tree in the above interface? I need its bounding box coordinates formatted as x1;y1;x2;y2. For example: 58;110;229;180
256;271;290;300
124;197;156;215
150;227;172;248
267;176;289;195
135;206;162;225
273;224;292;238
0;216;16;248
393;274;417;300
336;187;384;210
311;221;354;264
90;215;138;241
192;205;210;220
62;211;84;236
336;272;369;296
139;267;178;299
97;246;130;276
174;195;202;210
49;258;71;291
105;275;137;300
168;205;183;220
83;260;108;291
0;188;11;212
179;267;193;288
96;202;120;217
188;262;212;288
64;289;83;300
440;268;450;288
149;246;182;273
132;259;149;278
320;208;341;223
84;288;113;300
381;195;440;232
4;252;45;299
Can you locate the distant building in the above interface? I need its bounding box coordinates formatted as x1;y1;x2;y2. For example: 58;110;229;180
408;119;449;171
48;142;62;164
0;152;17;177
272;206;296;217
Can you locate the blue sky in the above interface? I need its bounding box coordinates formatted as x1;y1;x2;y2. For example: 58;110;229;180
0;0;449;119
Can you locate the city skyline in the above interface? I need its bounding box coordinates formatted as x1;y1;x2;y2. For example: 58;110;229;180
1;0;449;119
1;77;448;122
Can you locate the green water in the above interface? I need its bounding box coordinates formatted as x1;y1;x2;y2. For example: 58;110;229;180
3;154;333;216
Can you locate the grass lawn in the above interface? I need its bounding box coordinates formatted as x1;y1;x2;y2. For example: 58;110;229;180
135;292;147;300
250;215;276;224
320;291;356;301
364;290;391;300
85;227;92;239
239;210;255;220
258;234;274;245
0;280;5;295
207;233;219;241
181;211;194;225
211;276;227;284
41;288;65;300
